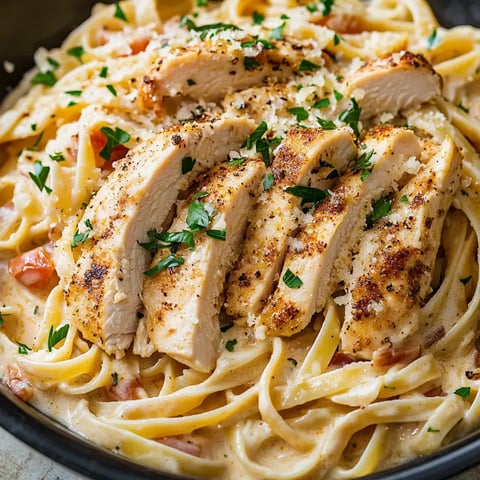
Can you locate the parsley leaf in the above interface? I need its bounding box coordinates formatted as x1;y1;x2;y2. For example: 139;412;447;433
333;33;341;45
227;157;246;167
197;0;208;6
366;198;392;228
313;98;330;109
353;150;374;170
244;57;260;70
454;386;471;398
399;195;408;203
99;127;130;161
114;2;128;22
106;84;117;96
256;138;271;166
270;22;286;40
49;152;65;162
322;0;335;16
460;275;473;285
225;339;237;352
0;310;11;327
31;70;57;87
283;269;303;288
288;107;309;122
187;199;213;232
48;324;70;351
17;342;31;355
65;90;82;97
47;57;60;69
99;66;109;78
317;117;336;129
285;185;330;205
182;156;196;174
144;254;185;276
263;172;275;190
29;161;52;194
246;121;268;149
299;59;321;71
287;357;298;366
427;426;440;433
427;28;440;49
111;372;118;386
252;11;264;25
339;98;361;137
67;46;86;63
334;89;344;101
71;219;93;248
187;78;196;86
206;229;226;241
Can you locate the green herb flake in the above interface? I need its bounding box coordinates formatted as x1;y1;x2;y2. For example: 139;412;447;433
99;126;130;161
31;70;57;87
71;219;93;248
111;372;119;386
454;386;471;398
47;57;60;70
67;101;78;107
144;254;185;276
114;2;128;22
182;156;196;174
306;3;318;13
280;14;290;19
106;84;117;96
49;152;65;162
256;138;271;166
334;89;344;101
187;199;213;232
244;57;260;70
287;357;298;366
29;160;52;194
313;98;330;109
246;121;268;149
67;46;86;63
227;157;246;167
99;66;109;78
427;28;440;50
322;0;335;16
339;97;361;137
460;275;473;285
270;22;286;40
354;150;374;170
317;117;336;130
206;229;226;241
399;195;409;203
197;0;208;6
360;170;371;181
263;172;275;190
159;230;195;250
252;11;265;25
288;107;309;123
427;426;440;433
187;78;196;86
48;324;70;351
283;269;303;289
0;310;11;327
366;198;392;228
333;33;341;45
299;59;321;71
225;338;237;352
17;342;31;355
285;185;330;205
30;124;37;132
457;103;469;113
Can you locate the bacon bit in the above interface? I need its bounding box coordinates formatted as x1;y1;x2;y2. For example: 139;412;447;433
424;386;446;397
329;351;356;367
372;343;421;367
5;364;33;401
90;130;129;170
158;437;202;457
105;377;145;401
8;246;56;289
311;14;365;34
423;326;446;349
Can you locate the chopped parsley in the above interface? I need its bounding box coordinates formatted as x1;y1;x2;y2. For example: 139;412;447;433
47;57;60;69
399;195;409;203
114;2;128;22
106;84;117;96
454;386;471;398
182;156;196;174
226;157;246;167
339;98;361;137
246;121;268;149
17;342;31;355
159;230;195;250
31;70;57;87
334;89;344;101
287;357;298;366
67;46;86;63
49;152;65;162
285;185;330;205
427;427;440;433
313;98;330;109
0;310;11;327
197;0;208;6
187;198;215;232
353;150;374;171
71;219;93;248
288;107;309;122
31;124;37;131
241;37;276;50
252;11;265;25
206;229;227;241
366;198;392;228
99;126;130;161
65;90;82;97
255;138;272;165
283;269;303;289
270;22;286;40
99;66;109;78
48;324;70;351
299;59;321;71
144;254;185;276
225;338;237;352
333;33;341;45
67;101;78;107
427;28;440;50
460;275;473;285
457;103;469;113
187;78;196;86
180;18;240;40
263;172;275;190
322;0;335;16
29;161;52;194
244;57;261;70
306;3;318;13
317;117;336;130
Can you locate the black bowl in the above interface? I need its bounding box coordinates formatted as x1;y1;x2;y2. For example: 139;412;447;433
1;1;480;479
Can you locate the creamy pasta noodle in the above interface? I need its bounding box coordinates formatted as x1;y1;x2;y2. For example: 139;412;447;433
2;0;480;478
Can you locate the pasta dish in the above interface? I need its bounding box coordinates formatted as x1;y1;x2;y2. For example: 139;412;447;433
2;0;480;478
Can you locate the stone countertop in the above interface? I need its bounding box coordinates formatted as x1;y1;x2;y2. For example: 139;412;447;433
2;426;480;480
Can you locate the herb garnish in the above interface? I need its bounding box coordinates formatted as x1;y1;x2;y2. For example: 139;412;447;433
339;98;361;137
48;324;70;351
270;22;286;40
353;150;374;171
144;254;185;276
241;37;276;50
180;17;240;40
0;310;11;327
99;66;109;78
29;161;52;194
187;78;196;86
47;57;60;69
106;84;117;96
246;121;268;149
287;357;298;366
114;2;128;22
285;185;330;206
283;269;303;288
187;197;216;232
366;198;392;228
454;386;471;398
227;157;246;167
427;427;440;433
206;229;226;241
299;59;321;71
317;117;336;130
244;57;261;70
313;98;330;109
334;89;344;101
225;339;237;352
252;11;265;25
322;0;335;16
182;156;196;174
31;70;57;87
399;195;408;203
460;276;473;285
71;219;93;248
263;172;275;190
99;126;130;161
427;29;440;49
17;342;31;355
288;107;309;122
49;152;65;162
67;46;86;63
333;33;341;45
197;0;208;6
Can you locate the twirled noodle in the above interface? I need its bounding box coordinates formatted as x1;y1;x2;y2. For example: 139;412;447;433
2;0;480;479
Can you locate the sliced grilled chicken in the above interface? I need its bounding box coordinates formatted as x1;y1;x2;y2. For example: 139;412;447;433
345;51;442;119
139;37;324;108
341;136;462;359
256;126;422;337
64;116;254;358
143;160;266;372
225;128;356;318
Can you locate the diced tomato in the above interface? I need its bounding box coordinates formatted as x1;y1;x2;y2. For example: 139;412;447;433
89;130;129;170
8;246;55;289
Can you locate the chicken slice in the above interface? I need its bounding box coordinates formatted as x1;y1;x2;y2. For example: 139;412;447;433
345;51;442;119
64;116;254;358
341;136;462;359
225;128;356;318
143;159;266;372
139;37;324;108
256;126;422;337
